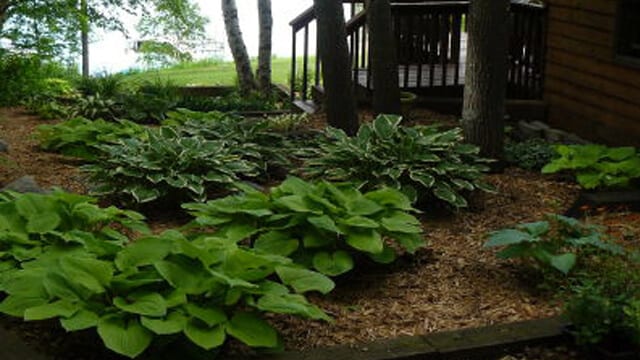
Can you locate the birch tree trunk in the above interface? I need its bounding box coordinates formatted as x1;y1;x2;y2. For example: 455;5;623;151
461;0;508;162
257;0;272;95
368;0;401;115
80;0;89;77
222;0;256;95
314;0;359;135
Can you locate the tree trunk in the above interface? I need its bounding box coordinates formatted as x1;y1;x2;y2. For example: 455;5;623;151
0;1;10;35
257;0;272;95
314;0;359;135
368;0;401;115
80;0;89;77
461;0;508;162
222;0;256;95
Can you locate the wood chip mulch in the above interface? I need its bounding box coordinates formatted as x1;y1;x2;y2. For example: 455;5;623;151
0;107;592;359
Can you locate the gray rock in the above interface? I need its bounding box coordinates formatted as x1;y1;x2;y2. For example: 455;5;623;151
544;128;570;143
1;176;46;193
0;139;8;153
517;120;543;139
530;120;550;131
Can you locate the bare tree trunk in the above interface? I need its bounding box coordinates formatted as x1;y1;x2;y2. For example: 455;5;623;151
257;0;272;95
314;0;359;135
222;0;256;95
461;0;508;162
368;0;400;115
80;0;89;77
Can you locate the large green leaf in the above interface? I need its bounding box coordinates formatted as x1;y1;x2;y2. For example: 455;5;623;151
380;212;422;233
114;292;167;317
115;235;174;271
254;231;299;257
312;251;354;276
257;294;331;321
97;316;153;358
549;253;577;274
346;229;384;254
59;256;114;294
184;303;227;327
26;212;61;234
307;215;341;234
184;319;226;350
226;312;278;348
60;309;99;331
24;300;78;321
485;229;537;247
275;266;334;294
141;312;187;335
364;188;413;211
340;216;380;229
389;232;426;253
0;296;48;317
154;258;212;295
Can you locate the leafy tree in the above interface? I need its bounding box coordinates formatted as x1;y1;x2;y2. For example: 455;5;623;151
313;0;359;135
461;0;509;162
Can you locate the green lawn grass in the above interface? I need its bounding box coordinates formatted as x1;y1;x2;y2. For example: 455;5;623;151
122;57;313;87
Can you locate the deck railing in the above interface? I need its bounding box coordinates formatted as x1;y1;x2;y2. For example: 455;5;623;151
289;0;547;103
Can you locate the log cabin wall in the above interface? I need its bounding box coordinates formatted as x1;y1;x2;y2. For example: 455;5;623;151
544;0;640;146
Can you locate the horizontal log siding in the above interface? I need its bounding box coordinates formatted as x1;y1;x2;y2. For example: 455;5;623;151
544;0;640;146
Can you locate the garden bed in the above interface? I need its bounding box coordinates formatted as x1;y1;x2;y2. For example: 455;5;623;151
0;107;635;360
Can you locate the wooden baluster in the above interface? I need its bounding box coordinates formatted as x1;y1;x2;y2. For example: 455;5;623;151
451;12;462;86
290;29;297;102
302;24;310;101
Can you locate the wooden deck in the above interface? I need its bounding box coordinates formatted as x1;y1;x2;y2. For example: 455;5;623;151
355;34;468;89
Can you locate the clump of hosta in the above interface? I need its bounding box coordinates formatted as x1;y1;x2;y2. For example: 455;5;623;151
185;177;426;276
301;114;494;208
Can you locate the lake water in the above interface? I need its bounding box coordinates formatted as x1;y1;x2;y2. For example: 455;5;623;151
91;0;314;74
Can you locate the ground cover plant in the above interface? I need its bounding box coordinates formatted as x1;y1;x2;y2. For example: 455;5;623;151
0;191;332;358
504;138;556;171
36;117;145;161
184;177;426;277
302;114;493;208
542;145;640;190
82;125;261;206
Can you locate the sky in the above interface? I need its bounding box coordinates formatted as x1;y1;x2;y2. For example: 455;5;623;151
90;0;314;74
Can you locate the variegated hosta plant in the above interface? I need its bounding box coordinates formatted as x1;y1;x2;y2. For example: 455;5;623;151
83;126;260;206
301;114;494;208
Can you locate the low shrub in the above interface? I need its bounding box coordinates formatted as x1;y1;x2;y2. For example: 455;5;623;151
504;138;556;171
184;177;426;277
542;145;640;190
301;114;494;208
176;92;279;113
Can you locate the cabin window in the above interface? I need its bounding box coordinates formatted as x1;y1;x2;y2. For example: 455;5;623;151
615;0;640;66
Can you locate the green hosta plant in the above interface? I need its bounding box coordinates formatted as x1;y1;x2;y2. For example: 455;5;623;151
0;190;149;289
542;145;640;190
83;126;261;205
301;114;493;208
36;117;145;160
163;109;292;177
484;214;623;275
184;177;426;276
0;227;331;358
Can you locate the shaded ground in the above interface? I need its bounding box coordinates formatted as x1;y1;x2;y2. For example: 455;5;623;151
2;107;627;360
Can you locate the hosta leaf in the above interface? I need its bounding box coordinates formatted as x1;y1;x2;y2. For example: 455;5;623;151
274;195;315;213
275;266;335;294
114;292;167;317
184;320;226;350
128;186;161;204
312;251;354;276
115;235;174;271
340;216;380;229
26;212;61;234
61;309;99;331
549;253;577;274
346;229;384;254
302;231;334;248
154;258;212;295
308;215;341;234
517;221;550;237
364;188;413;211
254;231;299;257
485;229;537;247
141;312;187;335
257;294;331;321
0;296;48;317
185;303;227;327
226;312;278;348
433;184;464;207
409;171;436;189
380;212;422;234
59;256;114;294
368;245;397;264
390;232;426;253
346;197;383;216
97;316;153;358
24;300;78;321
372;114;401;139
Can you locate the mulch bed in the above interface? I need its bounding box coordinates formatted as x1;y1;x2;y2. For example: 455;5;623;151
1;107;636;360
